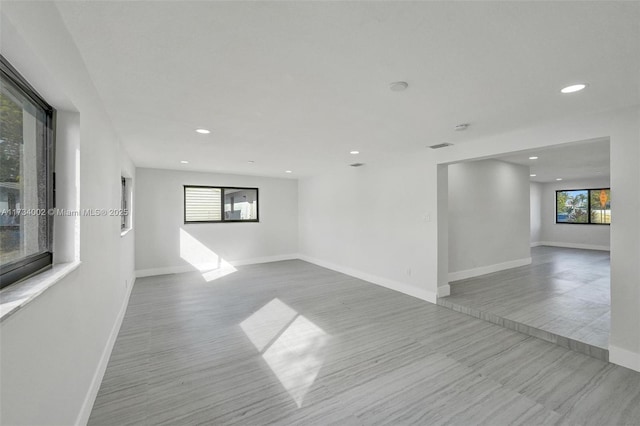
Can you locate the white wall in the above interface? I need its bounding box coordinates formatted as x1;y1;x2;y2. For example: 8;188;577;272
448;160;531;279
0;4;135;425
298;151;439;303
539;177;611;250
298;106;640;373
530;182;542;245
436;164;449;295
135;168;298;275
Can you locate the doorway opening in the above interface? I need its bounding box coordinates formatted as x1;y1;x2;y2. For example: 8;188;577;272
437;138;611;361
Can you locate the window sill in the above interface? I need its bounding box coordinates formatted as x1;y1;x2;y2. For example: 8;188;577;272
0;261;81;322
121;228;133;237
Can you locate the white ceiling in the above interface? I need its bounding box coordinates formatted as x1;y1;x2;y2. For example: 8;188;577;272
494;138;610;183
54;1;640;178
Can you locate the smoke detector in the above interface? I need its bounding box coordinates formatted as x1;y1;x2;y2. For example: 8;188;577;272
389;81;408;92
454;123;470;131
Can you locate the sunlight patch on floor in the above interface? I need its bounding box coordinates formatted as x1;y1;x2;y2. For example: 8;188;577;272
241;298;330;407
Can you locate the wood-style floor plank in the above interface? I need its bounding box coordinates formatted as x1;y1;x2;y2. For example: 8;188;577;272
88;259;640;425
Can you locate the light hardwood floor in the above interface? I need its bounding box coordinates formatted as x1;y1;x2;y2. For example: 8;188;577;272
440;246;610;359
89;259;639;425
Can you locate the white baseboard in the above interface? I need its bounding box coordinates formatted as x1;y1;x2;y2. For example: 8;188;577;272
437;284;451;298
538;241;610;251
609;344;640;372
137;254;438;304
135;254;299;278
75;274;135;426
230;254;299;267
136;265;193;278
448;257;532;282
530;241;542;248
298;255;437;304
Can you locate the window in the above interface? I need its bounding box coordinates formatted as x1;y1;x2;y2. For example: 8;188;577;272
589;188;611;224
0;55;55;288
556;188;610;225
120;177;131;232
184;186;258;223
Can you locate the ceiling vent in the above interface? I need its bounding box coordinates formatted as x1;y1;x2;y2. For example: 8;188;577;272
350;163;365;167
429;143;453;149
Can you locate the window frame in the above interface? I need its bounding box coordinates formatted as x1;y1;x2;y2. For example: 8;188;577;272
183;185;259;224
121;177;127;231
0;54;56;289
555;187;610;225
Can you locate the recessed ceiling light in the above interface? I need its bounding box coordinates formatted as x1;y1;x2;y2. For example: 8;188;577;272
556;178;563;181
561;84;587;94
454;123;469;131
350;150;360;155
247;160;255;164
530;174;536;177
195;128;210;134
529;156;538;160
180;160;189;164
390;81;408;92
285;170;292;174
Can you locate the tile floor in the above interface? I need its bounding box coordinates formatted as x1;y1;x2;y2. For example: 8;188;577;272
87;258;640;425
440;246;610;355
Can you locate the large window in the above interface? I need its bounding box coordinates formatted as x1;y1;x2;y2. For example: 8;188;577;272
556;188;610;225
184;186;259;223
0;55;55;288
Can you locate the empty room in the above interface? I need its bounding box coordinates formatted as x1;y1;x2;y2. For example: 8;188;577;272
1;1;639;425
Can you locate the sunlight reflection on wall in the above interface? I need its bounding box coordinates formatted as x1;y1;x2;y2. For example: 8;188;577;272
179;228;236;282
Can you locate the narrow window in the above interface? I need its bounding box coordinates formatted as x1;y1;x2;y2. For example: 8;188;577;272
121;177;127;230
589;188;611;224
120;176;132;233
